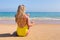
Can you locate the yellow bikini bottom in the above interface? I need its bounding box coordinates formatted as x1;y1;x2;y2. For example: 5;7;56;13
17;25;28;36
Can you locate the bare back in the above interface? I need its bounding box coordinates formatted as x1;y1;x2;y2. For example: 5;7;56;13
15;14;27;27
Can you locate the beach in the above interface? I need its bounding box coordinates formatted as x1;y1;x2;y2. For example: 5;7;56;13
0;18;60;40
0;0;60;39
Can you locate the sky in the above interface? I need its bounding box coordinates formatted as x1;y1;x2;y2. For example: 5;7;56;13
0;0;60;12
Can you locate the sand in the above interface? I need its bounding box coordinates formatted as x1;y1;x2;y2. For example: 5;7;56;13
0;19;60;40
0;24;60;40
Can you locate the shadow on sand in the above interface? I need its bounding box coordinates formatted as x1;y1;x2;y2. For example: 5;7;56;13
0;32;18;37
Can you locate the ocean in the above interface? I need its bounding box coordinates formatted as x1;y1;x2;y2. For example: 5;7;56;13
0;12;60;20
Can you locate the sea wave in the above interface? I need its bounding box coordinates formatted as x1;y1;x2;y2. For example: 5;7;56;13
0;17;15;20
0;17;60;20
30;17;60;20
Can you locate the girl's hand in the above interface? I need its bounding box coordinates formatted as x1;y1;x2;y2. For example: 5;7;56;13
26;13;30;17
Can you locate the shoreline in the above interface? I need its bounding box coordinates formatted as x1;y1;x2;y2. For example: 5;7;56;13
0;17;60;24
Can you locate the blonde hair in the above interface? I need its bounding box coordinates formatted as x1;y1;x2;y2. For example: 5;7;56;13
16;5;25;18
15;5;27;27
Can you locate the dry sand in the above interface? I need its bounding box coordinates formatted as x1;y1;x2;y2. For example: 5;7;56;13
0;23;60;40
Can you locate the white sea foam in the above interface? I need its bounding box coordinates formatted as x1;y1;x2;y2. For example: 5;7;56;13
0;17;60;20
30;17;60;20
0;17;15;20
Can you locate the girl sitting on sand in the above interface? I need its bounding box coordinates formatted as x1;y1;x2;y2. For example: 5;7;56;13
15;5;33;37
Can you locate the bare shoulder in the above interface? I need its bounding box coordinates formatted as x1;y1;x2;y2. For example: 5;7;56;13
23;14;29;18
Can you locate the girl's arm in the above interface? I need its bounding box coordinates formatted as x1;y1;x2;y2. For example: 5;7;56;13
27;17;33;27
25;13;34;27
